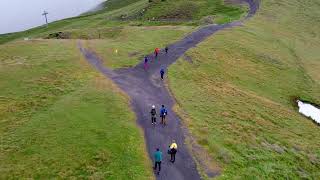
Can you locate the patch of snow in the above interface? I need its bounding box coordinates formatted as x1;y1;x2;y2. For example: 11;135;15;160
297;100;320;124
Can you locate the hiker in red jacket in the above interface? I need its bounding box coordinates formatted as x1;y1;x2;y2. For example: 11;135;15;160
154;48;160;58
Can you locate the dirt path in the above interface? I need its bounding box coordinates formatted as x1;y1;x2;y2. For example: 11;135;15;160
80;1;259;179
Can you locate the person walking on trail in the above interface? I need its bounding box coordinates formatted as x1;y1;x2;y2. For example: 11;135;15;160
144;56;149;70
165;46;169;54
154;48;160;58
160;68;165;80
169;140;178;163
154;148;162;175
150;105;157;125
160;105;168;125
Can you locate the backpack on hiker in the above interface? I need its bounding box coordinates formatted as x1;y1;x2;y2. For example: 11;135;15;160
151;108;156;116
163;109;167;116
170;148;177;154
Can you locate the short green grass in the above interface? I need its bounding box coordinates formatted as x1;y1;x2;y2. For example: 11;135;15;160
0;0;246;44
3;0;318;179
0;40;153;179
100;0;143;12
85;26;194;68
0;1;245;178
142;0;245;24
168;0;320;179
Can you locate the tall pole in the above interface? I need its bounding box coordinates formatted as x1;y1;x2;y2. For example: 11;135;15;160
42;11;49;27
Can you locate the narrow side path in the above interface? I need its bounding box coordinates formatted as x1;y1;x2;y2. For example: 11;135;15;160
80;1;259;179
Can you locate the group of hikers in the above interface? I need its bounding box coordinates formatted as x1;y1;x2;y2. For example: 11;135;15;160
153;140;178;175
143;46;178;175
143;47;169;81
150;104;168;125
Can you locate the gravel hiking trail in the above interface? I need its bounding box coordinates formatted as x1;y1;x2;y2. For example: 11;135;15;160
79;0;259;179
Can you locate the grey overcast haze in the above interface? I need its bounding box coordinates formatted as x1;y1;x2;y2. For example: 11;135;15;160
0;0;105;34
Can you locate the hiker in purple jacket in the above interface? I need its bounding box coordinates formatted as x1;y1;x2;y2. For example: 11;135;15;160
165;46;169;54
144;56;149;70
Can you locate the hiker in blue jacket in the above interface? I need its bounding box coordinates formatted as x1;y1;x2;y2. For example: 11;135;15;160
160;68;165;80
160;105;168;125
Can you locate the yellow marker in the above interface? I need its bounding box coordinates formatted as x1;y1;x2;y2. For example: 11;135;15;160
115;49;118;54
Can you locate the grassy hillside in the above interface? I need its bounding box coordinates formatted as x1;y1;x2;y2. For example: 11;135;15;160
168;0;320;178
2;0;319;179
0;0;245;45
100;0;142;12
86;26;194;68
141;0;245;23
0;0;219;178
0;40;152;179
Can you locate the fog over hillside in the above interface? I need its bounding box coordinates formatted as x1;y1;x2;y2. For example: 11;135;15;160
0;0;105;34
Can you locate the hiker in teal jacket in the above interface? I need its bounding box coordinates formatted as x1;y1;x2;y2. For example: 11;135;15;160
154;148;162;175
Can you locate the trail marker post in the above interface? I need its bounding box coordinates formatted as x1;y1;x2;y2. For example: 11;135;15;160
0;137;3;153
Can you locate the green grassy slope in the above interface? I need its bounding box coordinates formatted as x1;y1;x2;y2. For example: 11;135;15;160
3;0;319;179
0;0;146;44
142;0;245;23
86;26;194;68
0;0;245;45
100;0;143;12
0;40;152;179
168;0;320;179
0;1;245;178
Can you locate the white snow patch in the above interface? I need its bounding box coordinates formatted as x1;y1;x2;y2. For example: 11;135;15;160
297;100;320;124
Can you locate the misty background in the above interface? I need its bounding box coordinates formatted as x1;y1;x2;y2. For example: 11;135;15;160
0;0;105;34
